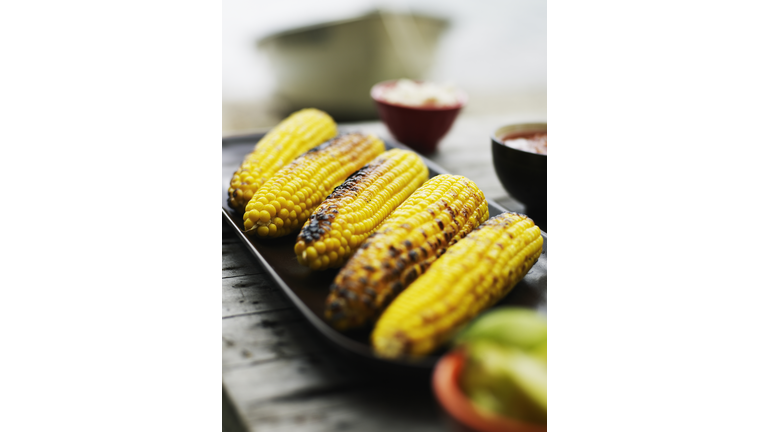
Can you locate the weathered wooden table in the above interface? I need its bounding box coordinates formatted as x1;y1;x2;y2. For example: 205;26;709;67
222;116;543;432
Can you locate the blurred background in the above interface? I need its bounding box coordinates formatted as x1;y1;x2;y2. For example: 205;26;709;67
222;0;546;135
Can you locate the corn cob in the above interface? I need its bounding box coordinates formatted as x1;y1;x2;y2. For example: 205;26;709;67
228;108;337;214
325;174;489;331
242;133;385;238
371;212;544;358
295;149;429;271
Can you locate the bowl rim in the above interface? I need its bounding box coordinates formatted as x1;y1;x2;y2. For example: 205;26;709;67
432;350;547;432
491;122;547;158
370;79;468;111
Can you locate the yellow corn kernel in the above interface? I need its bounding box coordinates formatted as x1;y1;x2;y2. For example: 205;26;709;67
372;212;544;358
324;174;489;331
243;133;385;238
305;246;318;261
294;149;429;271
227;108;337;214
315;241;327;254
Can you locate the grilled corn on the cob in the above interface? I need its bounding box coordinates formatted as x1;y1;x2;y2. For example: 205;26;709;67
371;212;544;358
228;108;337;214
243;133;385;238
295;149;429;271
325;174;489;331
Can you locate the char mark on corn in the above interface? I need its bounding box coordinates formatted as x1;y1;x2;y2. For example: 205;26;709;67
371;212;544;358
242;133;385;238
294;149;429;270
324;174;489;331
296;159;388;244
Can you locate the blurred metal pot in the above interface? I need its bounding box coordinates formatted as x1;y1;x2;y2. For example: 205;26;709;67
258;10;449;122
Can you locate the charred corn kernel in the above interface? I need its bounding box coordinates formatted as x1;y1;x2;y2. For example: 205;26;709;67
295;149;429;270
243;133;385;238
371;212;544;358
227;108;337;214
324;174;489;331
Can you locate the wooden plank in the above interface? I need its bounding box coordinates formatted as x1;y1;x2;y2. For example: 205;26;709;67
224;386;249;432
222;224;286;318
224;350;445;432
221;267;445;432
222;302;445;432
224;354;366;407
222;309;329;369
222;274;292;318
223;239;267;279
233;380;447;432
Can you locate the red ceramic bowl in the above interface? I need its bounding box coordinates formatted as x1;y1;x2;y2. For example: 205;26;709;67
432;350;547;432
371;80;467;154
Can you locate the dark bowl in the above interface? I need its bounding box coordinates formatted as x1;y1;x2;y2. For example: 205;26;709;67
491;123;547;229
371;80;467;154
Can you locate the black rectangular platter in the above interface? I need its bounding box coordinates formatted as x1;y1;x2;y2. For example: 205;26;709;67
222;132;547;372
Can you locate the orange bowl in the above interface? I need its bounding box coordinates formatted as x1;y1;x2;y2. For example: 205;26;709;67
432;351;547;432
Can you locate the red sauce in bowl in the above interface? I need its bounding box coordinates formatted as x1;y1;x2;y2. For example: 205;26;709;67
500;132;547;155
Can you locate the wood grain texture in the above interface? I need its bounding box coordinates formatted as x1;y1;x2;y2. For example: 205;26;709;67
223;116;545;431
223;220;444;432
